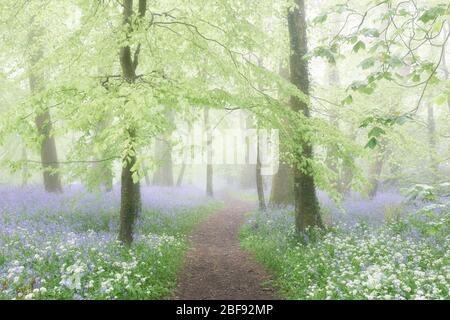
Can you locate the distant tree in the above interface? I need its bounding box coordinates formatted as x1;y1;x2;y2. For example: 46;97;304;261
204;108;213;197
256;129;266;211
27;27;62;193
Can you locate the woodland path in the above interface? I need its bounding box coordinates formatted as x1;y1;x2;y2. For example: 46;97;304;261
174;199;277;300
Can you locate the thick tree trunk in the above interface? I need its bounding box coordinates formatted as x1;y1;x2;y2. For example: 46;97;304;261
34;110;63;193
118;0;146;245
256;130;266;210
27;28;63;193
288;0;322;232
119;131;141;245
204;108;213;197
29;83;62;192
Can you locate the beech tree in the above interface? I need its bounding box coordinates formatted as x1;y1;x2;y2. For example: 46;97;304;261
288;0;323;231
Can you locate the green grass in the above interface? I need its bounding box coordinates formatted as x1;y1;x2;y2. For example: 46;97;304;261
1;202;222;300
240;209;450;300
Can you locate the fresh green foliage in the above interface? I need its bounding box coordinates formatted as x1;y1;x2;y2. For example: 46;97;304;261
241;207;450;300
0;195;221;300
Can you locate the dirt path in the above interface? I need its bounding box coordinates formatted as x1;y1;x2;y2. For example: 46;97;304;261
174;200;277;300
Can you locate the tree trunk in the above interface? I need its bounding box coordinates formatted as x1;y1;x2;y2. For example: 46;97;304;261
256;130;266;210
28;29;63;193
119;130;141;245
34;110;63;193
287;0;322;232
118;0;146;246
204;108;213;197
239;111;256;189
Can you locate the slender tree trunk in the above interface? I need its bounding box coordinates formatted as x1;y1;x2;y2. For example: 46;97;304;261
118;0;146;246
288;0;322;232
256;130;266;210
34;110;63;192
28;29;63;193
239;111;255;189
204;108;213;197
119;129;141;245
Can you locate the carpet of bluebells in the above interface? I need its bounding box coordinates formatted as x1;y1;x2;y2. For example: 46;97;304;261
241;186;450;300
0;185;219;300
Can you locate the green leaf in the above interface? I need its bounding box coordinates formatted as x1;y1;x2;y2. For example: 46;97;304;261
313;14;328;25
352;40;366;53
312;46;336;64
365;137;378;149
419;6;447;24
360;57;375;69
387;55;404;68
350;80;376;95
436;93;448;106
411;74;421;82
361;28;380;38
368;126;386;138
360;116;374;128
342;94;353;105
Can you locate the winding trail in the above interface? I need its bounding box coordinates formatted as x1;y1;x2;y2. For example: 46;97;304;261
174;200;276;300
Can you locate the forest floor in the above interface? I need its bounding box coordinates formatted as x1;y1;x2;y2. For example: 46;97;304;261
174;199;277;300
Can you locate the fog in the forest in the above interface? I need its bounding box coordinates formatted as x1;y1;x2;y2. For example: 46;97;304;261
0;0;448;301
